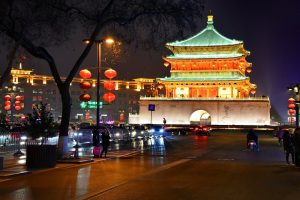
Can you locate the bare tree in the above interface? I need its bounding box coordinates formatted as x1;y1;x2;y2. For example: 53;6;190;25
0;0;204;156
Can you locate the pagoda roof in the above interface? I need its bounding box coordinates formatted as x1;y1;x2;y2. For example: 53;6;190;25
158;77;248;82
166;15;242;47
166;53;244;59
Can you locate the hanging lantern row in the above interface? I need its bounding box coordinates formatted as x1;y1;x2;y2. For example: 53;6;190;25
79;69;92;102
103;68;117;103
288;97;296;116
3;94;24;111
104;69;117;79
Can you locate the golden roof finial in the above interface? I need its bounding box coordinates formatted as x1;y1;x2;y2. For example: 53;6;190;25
207;10;213;24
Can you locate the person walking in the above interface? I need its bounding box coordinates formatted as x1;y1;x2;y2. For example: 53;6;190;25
276;128;284;146
293;128;300;166
163;118;167;126
246;129;258;150
100;130;111;158
283;130;295;165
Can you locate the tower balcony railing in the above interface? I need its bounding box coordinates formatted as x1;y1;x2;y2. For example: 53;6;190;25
140;96;270;101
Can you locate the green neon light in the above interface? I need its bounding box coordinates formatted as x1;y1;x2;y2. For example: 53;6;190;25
80;101;103;109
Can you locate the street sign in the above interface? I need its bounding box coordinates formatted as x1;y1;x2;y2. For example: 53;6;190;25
148;104;155;111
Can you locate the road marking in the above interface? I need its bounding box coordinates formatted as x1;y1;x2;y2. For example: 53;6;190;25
77;158;192;200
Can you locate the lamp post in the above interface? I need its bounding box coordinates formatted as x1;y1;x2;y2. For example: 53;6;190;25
83;38;114;156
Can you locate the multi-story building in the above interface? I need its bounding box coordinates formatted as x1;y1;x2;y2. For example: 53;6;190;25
0;66;154;124
132;14;271;125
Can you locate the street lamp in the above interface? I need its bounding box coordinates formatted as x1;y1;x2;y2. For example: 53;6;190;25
83;38;114;156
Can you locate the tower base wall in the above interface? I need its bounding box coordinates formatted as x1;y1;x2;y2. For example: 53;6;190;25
129;99;270;126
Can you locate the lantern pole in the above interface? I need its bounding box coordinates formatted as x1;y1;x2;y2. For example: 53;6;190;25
96;41;102;142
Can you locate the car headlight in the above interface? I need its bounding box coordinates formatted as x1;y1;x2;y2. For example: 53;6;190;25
150;129;154;133
21;136;27;140
159;129;164;133
141;131;144;134
131;131;136;137
115;133;120;137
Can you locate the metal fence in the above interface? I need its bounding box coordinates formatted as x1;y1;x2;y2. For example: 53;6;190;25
0;131;56;154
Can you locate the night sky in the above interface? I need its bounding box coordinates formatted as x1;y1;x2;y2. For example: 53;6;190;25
1;0;300;122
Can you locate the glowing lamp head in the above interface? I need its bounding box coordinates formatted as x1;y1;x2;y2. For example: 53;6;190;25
105;38;114;44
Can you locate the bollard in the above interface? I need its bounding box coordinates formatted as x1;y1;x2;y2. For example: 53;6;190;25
0;157;3;170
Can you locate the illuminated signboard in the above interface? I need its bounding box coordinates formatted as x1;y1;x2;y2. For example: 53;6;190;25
80;101;103;109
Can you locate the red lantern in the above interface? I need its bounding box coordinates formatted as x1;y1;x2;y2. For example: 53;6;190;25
15;101;21;106
103;92;116;103
15;105;21;111
104;81;115;91
289;109;296;115
163;62;170;67
79;69;92;79
250;89;256;94
15;95;22;101
246;67;252;73
104;69;117;79
4;105;11;111
5;101;11;106
288;103;296;109
4;95;11;101
80;81;92;90
288;98;295;104
79;94;91;102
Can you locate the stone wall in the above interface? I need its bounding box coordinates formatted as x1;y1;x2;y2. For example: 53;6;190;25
129;99;270;125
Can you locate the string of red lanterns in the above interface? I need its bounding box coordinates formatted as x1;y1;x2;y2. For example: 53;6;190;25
79;69;92;102
103;68;117;103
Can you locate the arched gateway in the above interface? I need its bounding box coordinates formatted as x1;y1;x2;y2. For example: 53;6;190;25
190;110;211;125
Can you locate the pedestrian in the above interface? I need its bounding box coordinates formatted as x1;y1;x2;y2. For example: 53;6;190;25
293;128;300;166
282;130;295;165
100;129;111;158
246;129;258;150
163;118;167;126
276;128;284;146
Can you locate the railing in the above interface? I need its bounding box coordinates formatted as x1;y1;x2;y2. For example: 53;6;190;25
140;96;270;101
0;131;56;154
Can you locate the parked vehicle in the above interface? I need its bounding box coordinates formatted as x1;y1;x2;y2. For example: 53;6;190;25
125;124;150;139
194;125;211;136
144;124;165;137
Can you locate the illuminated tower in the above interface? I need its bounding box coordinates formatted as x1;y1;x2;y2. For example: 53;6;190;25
133;14;270;126
160;14;256;99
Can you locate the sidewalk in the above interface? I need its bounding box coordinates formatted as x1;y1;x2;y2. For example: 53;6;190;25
0;147;139;179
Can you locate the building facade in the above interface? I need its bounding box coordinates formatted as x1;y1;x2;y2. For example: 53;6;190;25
130;14;271;125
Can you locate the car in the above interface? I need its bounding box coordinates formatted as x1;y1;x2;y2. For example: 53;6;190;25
107;125;130;142
74;125;110;145
193;125;211;136
144;124;165;137
125;124;150;139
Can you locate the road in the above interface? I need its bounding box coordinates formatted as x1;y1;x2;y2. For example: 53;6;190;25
1;131;300;200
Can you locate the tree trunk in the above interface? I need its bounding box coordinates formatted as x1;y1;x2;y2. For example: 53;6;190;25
57;83;71;158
